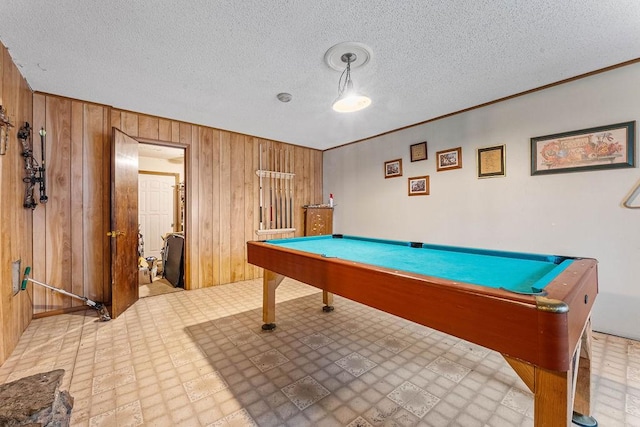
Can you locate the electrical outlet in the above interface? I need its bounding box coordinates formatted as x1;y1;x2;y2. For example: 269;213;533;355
12;260;21;295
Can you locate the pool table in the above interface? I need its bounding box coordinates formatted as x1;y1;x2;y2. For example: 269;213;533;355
246;234;599;426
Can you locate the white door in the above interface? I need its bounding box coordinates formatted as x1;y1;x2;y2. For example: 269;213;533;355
138;173;176;259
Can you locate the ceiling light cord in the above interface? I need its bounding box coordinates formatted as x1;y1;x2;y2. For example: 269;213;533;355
336;58;353;98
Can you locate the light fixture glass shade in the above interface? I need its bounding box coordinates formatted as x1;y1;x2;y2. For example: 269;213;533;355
332;52;371;113
332;93;372;113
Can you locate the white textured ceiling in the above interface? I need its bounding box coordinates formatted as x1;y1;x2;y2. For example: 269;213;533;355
1;1;639;150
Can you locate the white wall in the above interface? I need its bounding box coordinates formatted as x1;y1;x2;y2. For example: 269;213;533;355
324;62;640;340
139;156;184;181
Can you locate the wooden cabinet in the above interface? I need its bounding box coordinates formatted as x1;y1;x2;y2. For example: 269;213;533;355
304;207;333;236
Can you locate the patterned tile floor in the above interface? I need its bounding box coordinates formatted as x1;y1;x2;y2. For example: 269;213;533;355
1;278;639;426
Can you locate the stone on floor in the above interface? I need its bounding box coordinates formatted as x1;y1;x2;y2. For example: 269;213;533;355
0;369;73;427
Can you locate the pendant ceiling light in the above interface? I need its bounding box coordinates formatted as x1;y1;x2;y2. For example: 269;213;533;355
332;52;371;113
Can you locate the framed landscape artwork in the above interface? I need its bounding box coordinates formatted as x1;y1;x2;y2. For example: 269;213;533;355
531;121;635;175
384;159;403;178
436;147;462;171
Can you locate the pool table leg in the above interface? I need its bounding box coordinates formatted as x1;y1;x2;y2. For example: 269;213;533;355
573;321;592;414
262;269;284;330
504;323;597;427
572;322;598;427
322;291;334;312
504;356;572;425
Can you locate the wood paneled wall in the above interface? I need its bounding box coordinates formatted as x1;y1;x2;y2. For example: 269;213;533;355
26;100;322;312
111;109;324;288
31;95;112;315
0;44;34;365
0;40;322;365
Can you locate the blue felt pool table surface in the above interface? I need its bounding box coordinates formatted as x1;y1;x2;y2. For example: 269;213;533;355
264;234;573;295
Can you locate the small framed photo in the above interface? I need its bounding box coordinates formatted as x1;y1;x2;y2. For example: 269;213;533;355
436;147;462;171
408;175;429;196
477;145;506;178
531;121;635;175
384;159;403;178
410;141;428;162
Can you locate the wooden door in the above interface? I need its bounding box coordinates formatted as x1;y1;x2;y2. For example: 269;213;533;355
110;128;139;318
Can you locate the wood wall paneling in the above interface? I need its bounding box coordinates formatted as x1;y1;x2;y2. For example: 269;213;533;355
0;47;9;361
179;123;191;145
0;46;10;361
0;44;4;361
31;94;47;314
185;126;199;289
171;122;180;143
70;101;84;306
0;41;3;98
219;131;232;285
101;107;111;302
30;97;112;315
158;118;171;141
121;111;138;137
85;104;110;303
230;133;246;283
294;146;306;232
0;40;323;365
138;115;159;140
0;43;34;364
314;150;323;206
11;95;322;338
198;127;215;287
110;109;121;132
44;96;72;310
17;53;34;329
245;138;258;279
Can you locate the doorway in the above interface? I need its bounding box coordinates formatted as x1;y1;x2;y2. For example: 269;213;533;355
137;142;186;298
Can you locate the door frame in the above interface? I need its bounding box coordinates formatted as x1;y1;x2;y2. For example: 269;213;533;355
137;138;189;290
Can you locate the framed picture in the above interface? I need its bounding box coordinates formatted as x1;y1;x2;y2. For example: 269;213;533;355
436;147;462;171
477;145;506;178
531;121;635;175
410;141;428;162
408;175;429;196
384;159;403;178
